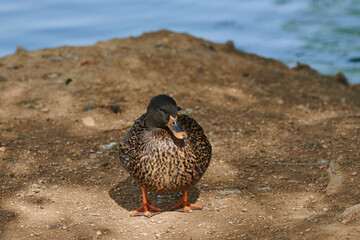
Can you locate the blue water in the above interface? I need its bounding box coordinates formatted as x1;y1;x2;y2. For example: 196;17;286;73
1;0;359;83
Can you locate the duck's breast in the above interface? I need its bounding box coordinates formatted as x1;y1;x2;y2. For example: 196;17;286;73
132;130;201;192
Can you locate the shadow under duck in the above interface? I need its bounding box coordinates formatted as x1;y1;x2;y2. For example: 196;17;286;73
119;94;212;217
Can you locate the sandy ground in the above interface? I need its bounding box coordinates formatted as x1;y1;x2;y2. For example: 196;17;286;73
0;30;360;240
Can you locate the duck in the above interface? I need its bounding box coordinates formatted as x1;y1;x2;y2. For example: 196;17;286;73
119;94;212;217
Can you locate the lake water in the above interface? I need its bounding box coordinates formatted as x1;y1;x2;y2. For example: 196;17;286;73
1;0;359;84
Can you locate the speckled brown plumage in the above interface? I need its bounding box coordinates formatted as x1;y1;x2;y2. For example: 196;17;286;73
119;113;212;193
118;94;211;217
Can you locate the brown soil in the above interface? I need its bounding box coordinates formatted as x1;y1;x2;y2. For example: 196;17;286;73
1;30;360;240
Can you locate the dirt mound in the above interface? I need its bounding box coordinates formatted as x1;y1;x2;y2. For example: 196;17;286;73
0;30;359;239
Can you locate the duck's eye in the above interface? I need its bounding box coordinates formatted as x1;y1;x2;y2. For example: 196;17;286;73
171;121;175;126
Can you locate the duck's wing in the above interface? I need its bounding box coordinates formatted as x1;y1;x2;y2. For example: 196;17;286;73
119;114;146;172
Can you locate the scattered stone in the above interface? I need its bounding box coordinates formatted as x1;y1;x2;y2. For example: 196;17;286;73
41;108;49;112
50;56;63;62
100;142;117;150
82;117;96;127
305;216;319;222
241;208;248;212
48;73;58;78
16;46;28;54
202;43;216;51
155;43;165;49
247;177;255;181
225;40;235;51
0;147;6;152
350;172;358;176
309;195;315;201
96;231;102;236
109;104;122;114
64;54;79;60
218;189;242;195
84;104;97;111
318;158;327;164
257;186;271;191
292;62;316;72
54;79;64;84
23;100;43;109
65;78;72;85
333;72;348;85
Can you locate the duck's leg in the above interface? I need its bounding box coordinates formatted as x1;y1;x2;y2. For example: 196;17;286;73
131;187;162;217
170;189;202;212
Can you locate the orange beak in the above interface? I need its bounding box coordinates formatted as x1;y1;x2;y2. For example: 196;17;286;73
167;116;187;140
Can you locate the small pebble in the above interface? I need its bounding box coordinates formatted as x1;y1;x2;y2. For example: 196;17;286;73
48;73;58;78
351;172;358;176
247;177;255;181
96;231;102;236
218;189;242;195
109;105;122;113
0;147;6;152
84;104;96;111
257;186;271;191
202;43;215;51
82;117;95;127
54;79;64;84
65;78;72;85
100;142;117;150
241;208;248;212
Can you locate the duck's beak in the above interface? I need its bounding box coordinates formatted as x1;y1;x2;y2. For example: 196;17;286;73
167;116;187;140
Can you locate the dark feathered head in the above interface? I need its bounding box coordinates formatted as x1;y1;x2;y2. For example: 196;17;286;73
145;94;186;140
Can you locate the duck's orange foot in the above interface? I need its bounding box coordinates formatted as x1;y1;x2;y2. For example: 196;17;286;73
130;204;162;218
170;202;203;213
170;189;203;213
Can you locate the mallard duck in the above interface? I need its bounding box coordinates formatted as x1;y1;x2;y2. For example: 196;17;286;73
119;94;212;217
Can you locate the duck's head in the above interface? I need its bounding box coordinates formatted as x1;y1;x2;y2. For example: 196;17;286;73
145;94;187;140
